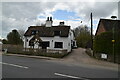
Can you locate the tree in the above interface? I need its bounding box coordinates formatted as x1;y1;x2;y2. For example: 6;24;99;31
73;25;91;48
7;29;23;45
2;39;8;44
18;29;25;39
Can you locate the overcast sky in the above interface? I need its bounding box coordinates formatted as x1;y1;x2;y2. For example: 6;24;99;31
0;0;119;39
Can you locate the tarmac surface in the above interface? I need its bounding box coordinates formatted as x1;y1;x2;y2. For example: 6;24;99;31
1;48;118;71
2;55;119;78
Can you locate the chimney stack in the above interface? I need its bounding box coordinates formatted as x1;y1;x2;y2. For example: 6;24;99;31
47;17;49;21
50;17;52;21
59;21;65;26
46;17;53;27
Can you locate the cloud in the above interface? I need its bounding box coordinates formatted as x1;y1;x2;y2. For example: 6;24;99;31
67;2;118;19
1;1;118;38
118;1;120;19
0;2;2;38
2;2;57;38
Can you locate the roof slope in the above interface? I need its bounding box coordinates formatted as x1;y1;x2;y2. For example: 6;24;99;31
95;19;120;35
101;19;120;31
24;26;70;37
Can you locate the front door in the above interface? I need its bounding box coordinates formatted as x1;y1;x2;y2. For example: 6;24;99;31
42;44;47;49
41;41;49;49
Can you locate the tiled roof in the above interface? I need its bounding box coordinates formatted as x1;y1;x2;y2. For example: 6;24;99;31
95;19;120;35
100;19;120;31
24;26;70;37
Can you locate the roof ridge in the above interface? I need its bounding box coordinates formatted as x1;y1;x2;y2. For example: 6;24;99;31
100;18;120;21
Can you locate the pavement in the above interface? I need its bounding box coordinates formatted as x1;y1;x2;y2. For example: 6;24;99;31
1;48;119;71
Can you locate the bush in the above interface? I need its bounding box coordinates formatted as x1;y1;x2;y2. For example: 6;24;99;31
93;31;120;63
94;31;113;54
76;32;91;48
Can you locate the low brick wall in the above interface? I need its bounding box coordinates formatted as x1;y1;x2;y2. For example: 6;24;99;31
2;44;67;54
0;44;2;51
47;49;67;54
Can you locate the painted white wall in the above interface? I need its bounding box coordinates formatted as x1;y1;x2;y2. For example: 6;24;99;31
68;30;77;48
24;36;71;53
23;29;77;53
42;36;70;51
23;36;34;49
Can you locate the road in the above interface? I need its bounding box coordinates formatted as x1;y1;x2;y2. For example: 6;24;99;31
1;55;119;79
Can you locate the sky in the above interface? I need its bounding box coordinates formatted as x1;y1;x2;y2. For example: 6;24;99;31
0;0;119;39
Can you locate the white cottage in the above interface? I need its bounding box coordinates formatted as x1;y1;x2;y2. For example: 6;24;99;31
24;17;77;53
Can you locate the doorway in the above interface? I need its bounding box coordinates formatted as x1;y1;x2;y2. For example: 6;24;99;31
40;41;50;49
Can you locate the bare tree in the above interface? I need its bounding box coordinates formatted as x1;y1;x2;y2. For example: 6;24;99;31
73;25;91;48
18;29;25;39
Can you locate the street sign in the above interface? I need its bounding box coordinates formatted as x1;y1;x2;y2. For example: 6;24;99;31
101;53;107;59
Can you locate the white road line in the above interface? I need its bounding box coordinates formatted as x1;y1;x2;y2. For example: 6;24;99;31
0;62;29;69
54;73;90;80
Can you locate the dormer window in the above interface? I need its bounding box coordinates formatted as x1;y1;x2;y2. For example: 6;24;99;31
54;31;61;36
31;30;39;35
36;30;39;34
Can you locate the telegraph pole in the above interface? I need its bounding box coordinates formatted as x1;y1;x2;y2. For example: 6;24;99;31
90;13;93;50
111;16;117;63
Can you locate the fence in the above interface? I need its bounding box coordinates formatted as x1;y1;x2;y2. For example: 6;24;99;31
2;44;68;58
86;48;119;64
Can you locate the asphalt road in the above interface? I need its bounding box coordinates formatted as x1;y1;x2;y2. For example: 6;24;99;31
2;55;119;79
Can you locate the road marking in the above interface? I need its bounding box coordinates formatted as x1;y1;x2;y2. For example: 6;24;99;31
54;72;90;80
0;62;29;69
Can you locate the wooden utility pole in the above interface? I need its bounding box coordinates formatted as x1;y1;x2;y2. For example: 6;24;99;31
90;13;93;50
111;16;117;63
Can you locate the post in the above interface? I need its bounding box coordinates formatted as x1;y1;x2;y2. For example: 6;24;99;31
111;16;117;63
90;13;93;50
113;42;115;63
25;37;27;51
112;27;115;63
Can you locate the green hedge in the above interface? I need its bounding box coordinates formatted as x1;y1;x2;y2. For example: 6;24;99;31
93;31;120;62
94;31;120;54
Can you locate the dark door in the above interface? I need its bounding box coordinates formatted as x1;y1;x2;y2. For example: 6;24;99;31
41;42;49;49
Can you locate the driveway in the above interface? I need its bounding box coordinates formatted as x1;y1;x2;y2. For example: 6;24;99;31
60;48;118;70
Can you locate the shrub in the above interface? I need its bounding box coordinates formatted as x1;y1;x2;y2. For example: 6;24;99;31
93;31;120;63
94;31;113;54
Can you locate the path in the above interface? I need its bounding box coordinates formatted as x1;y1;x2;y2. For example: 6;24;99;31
60;48;118;70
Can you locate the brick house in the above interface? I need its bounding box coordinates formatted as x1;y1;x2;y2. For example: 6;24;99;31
95;19;120;36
